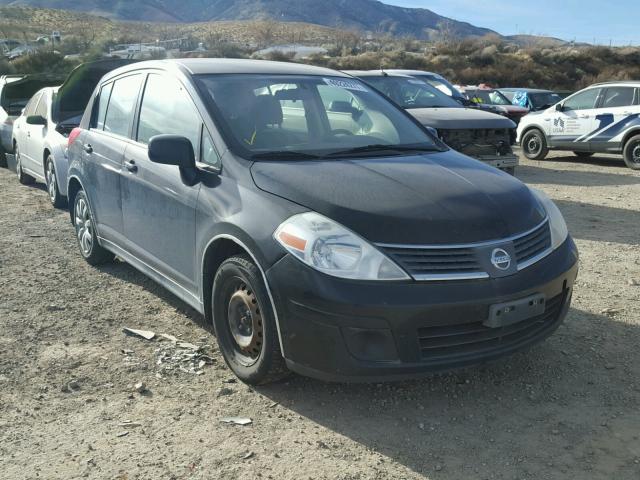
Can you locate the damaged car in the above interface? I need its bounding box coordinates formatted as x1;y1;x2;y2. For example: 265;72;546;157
11;59;135;206
347;71;519;174
0;74;64;166
67;59;577;384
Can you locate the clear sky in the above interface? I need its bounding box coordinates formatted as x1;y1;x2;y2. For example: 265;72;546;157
385;0;639;45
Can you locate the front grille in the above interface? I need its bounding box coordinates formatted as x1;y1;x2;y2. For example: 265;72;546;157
417;292;565;361
380;246;484;279
377;218;553;281
514;221;551;266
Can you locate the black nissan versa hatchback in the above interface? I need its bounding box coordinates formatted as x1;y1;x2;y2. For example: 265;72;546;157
67;59;578;384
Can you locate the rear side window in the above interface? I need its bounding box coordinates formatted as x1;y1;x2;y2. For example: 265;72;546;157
94;82;113;130
600;87;635;108
103;74;143;138
137;74;202;154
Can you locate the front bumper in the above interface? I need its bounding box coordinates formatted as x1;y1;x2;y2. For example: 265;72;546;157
266;237;578;382
474;153;519;170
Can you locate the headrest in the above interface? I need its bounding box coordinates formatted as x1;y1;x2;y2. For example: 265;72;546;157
253;95;283;127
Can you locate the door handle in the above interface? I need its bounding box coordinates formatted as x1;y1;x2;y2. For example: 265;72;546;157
579;115;590;119
83;144;93;154
124;159;138;173
27;132;30;137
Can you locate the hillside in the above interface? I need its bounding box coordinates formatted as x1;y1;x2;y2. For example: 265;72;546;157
0;0;496;39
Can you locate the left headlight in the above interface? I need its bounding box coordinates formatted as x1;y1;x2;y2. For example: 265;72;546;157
531;188;569;250
274;212;410;281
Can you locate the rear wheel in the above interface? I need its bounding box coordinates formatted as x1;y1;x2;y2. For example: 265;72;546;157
623;134;640;170
73;190;113;265
521;129;549;160
573;151;594;158
212;255;289;385
15;145;34;185
45;156;66;208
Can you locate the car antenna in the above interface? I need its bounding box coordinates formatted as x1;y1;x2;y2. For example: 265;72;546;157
380;64;388;76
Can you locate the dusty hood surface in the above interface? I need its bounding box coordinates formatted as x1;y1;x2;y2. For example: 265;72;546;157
251;151;545;245
408;107;516;130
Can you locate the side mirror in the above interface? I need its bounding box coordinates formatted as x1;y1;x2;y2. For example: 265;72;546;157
555;103;564;112
26;115;47;126
148;135;195;169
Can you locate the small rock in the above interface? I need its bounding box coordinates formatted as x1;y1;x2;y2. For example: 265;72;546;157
218;387;234;397
435;465;443;472
116;431;129;438
552;429;560;435
242;451;254;460
600;308;620;316
134;382;147;394
123;328;155;341
628;279;639;286
220;416;252;426
605;364;616;370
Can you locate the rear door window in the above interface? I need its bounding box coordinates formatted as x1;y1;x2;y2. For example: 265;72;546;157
600;87;635;109
103;74;143;138
136;74;202;156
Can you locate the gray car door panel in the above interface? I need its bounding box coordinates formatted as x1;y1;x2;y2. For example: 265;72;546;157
121;142;201;294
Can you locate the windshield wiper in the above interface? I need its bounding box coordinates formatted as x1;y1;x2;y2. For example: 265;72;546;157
251;150;323;160
325;144;439;158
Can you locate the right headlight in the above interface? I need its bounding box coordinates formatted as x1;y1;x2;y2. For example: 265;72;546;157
530;188;568;250
274;212;410;281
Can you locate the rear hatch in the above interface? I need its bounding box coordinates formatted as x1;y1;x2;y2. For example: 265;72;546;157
52;59;137;133
1;75;63;116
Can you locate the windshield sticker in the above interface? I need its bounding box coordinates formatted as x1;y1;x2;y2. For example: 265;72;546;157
324;78;369;92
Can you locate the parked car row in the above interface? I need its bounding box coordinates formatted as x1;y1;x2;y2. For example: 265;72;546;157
2;59;579;385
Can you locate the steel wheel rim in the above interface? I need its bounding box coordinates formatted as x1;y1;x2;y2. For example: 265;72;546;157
46;161;56;201
526;135;541;155
632;143;640;164
227;281;263;362
75;198;93;255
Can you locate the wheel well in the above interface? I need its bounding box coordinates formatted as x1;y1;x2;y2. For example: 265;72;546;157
521;125;544;139
67;178;82;224
201;238;246;322
621;129;640;151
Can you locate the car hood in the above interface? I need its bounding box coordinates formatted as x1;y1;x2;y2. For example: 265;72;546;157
407;107;516;129
250;151;545;245
53;59;137;124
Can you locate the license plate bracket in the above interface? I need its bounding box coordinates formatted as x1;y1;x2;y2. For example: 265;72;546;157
485;293;546;328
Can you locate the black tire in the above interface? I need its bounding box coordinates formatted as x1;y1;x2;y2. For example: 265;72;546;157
623;134;640;170
0;147;7;168
45;156;67;209
73;190;113;265
212;254;289;385
521;129;549;160
15;145;34;185
573;151;594;158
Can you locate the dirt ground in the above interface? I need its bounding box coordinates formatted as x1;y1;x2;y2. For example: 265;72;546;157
1;150;639;480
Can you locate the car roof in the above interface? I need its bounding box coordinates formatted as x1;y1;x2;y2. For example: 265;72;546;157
588;80;640;88
102;58;350;82
499;88;556;93
383;69;443;77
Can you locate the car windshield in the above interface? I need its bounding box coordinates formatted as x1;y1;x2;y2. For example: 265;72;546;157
195;74;441;159
467;90;512;106
530;92;562;109
360;76;461;109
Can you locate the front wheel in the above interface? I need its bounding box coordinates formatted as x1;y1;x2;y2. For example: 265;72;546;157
521;129;549;160
45;156;66;208
73;190;113;265
212;255;289;385
15;145;34;185
623;135;640;170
